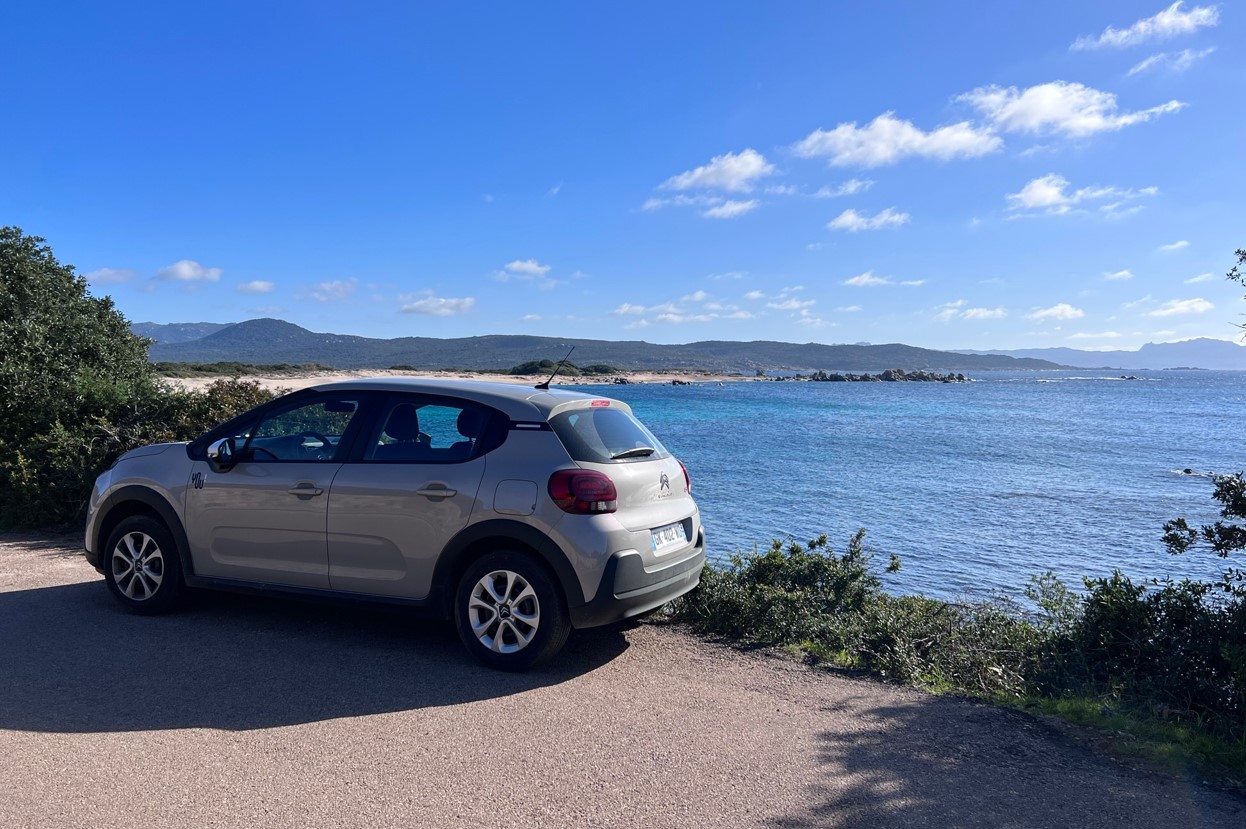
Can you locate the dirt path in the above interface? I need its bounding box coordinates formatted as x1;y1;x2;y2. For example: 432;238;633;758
1;534;1241;828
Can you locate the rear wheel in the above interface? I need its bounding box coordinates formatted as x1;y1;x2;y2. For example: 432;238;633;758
103;515;184;615
454;550;570;671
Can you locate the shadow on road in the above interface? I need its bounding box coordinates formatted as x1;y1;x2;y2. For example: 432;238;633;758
0;578;629;733
770;694;1243;828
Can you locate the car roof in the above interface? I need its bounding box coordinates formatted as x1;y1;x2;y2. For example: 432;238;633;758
306;377;628;418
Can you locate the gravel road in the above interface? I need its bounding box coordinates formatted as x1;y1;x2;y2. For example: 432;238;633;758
1;534;1241;828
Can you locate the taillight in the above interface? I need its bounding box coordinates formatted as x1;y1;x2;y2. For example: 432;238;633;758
548;469;618;514
678;460;691;493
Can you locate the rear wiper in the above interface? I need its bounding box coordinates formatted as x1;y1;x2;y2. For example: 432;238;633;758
611;446;656;460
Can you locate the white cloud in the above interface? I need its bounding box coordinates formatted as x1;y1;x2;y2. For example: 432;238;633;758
400;294;475;316
642;194;722;211
1185;272;1214;283
1069;331;1123;339
766;298;817;310
958;82;1184;138
1124;295;1155;309
962;307;1008;320
709;271;747;280
814;179;874;198
237;280;274;294
611;303;649;315
1148;297;1213;316
660;148;775;192
624;319;651;330
157;259;222;282
503;259;552;277
521;314;541;321
1157;240;1189;252
1028;303;1085;320
656;312;717;323
682;290;709;302
309;278;357;302
765;184;800;196
744;290;765;301
843;271;892;287
1104;270;1134;281
83;267;135;284
703;199;759;219
1005;173;1156;216
1072;3;1220;50
1129;47;1216;75
935;299;967;322
793;113;1000;167
835;305;863;312
828;207;910;232
546;183;563;197
900;279;926;287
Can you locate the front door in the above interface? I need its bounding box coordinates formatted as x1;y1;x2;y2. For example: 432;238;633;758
184;392;368;588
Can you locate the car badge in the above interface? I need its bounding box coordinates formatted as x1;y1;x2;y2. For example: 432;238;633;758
659;472;670;491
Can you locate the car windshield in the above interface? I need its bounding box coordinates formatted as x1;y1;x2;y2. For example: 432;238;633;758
548;406;669;463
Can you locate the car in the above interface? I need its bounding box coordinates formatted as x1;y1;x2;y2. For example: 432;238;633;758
83;378;706;670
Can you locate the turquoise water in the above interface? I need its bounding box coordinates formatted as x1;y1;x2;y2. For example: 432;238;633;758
574;371;1244;600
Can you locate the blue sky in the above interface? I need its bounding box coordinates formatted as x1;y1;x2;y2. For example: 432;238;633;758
4;2;1243;350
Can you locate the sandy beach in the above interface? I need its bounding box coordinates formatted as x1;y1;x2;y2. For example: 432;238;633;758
164;368;756;393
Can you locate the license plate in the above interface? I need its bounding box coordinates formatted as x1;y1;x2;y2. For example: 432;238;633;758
651;521;687;553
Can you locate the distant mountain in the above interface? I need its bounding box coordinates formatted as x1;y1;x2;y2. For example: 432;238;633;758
148;318;1067;372
132;321;234;344
957;338;1246;370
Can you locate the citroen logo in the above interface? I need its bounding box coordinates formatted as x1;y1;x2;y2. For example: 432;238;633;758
659;472;670;491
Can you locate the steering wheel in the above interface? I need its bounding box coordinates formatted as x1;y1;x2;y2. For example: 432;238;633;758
297;431;334;458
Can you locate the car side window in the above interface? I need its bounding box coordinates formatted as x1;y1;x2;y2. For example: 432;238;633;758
365;397;494;463
243;396;363;462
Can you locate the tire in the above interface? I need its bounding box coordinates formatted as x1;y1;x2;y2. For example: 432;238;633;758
454;550;571;671
102;515;185;615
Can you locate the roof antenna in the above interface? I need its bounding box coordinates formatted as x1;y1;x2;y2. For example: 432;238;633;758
535;345;575;390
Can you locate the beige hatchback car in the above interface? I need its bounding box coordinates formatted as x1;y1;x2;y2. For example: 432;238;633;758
84;379;705;670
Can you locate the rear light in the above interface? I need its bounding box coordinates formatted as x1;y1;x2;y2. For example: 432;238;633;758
548;469;618;514
678;460;691;493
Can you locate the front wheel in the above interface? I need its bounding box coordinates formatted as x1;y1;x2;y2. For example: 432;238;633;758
102;515;184;615
454;550;570;671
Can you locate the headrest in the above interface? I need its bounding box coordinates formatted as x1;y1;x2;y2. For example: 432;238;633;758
385;404;422;442
456;408;489;440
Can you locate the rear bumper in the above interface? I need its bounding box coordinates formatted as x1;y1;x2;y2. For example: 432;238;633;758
569;538;706;629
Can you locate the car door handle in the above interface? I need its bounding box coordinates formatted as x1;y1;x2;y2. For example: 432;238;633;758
416;486;457;498
287;484;324;497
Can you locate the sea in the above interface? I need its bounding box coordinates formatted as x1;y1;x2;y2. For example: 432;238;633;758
571;370;1244;601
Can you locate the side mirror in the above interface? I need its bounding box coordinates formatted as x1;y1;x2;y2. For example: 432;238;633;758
207;437;237;472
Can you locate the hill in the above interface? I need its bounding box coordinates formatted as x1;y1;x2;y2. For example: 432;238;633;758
957;338;1246;370
132;321;234;344
146;318;1066;372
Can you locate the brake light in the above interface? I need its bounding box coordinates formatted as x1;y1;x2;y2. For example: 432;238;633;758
548;469;618;514
678;460;690;493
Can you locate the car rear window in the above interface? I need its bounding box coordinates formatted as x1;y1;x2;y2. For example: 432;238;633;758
548;407;670;464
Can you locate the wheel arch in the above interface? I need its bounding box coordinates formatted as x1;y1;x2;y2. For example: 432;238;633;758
94;486;194;579
432;519;584;617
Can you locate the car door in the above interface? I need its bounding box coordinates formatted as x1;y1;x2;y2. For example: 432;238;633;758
326;394;495;599
184;391;370;589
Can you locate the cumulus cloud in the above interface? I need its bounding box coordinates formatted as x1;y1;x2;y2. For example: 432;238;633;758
157;259;222;282
744;290;765;300
766;297;817;310
843;271;892;287
814;179;874;198
1185;272;1214;283
793;113;1001;167
1104;270;1134;281
828;207;910;232
900;279;926;287
1148;297;1213;316
703;199;759;219
1158;240;1190;252
83;267;135;285
641;194;722;211
306;278;357;302
935;300;966;322
1129;47;1216;75
835;305;863;312
237;280;274;294
660;148;775;192
400;294;475;316
1005;173;1156;216
503;259;552;277
1071;3;1220;51
962;307;1008;320
1028;303;1085;320
958;81;1183;138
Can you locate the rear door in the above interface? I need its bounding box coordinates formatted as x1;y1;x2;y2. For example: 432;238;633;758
184;392;369;588
325;394;495;599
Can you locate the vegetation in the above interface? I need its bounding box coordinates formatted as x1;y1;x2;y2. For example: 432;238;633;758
505;358;620;377
153;361;334;377
0;228;276;527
